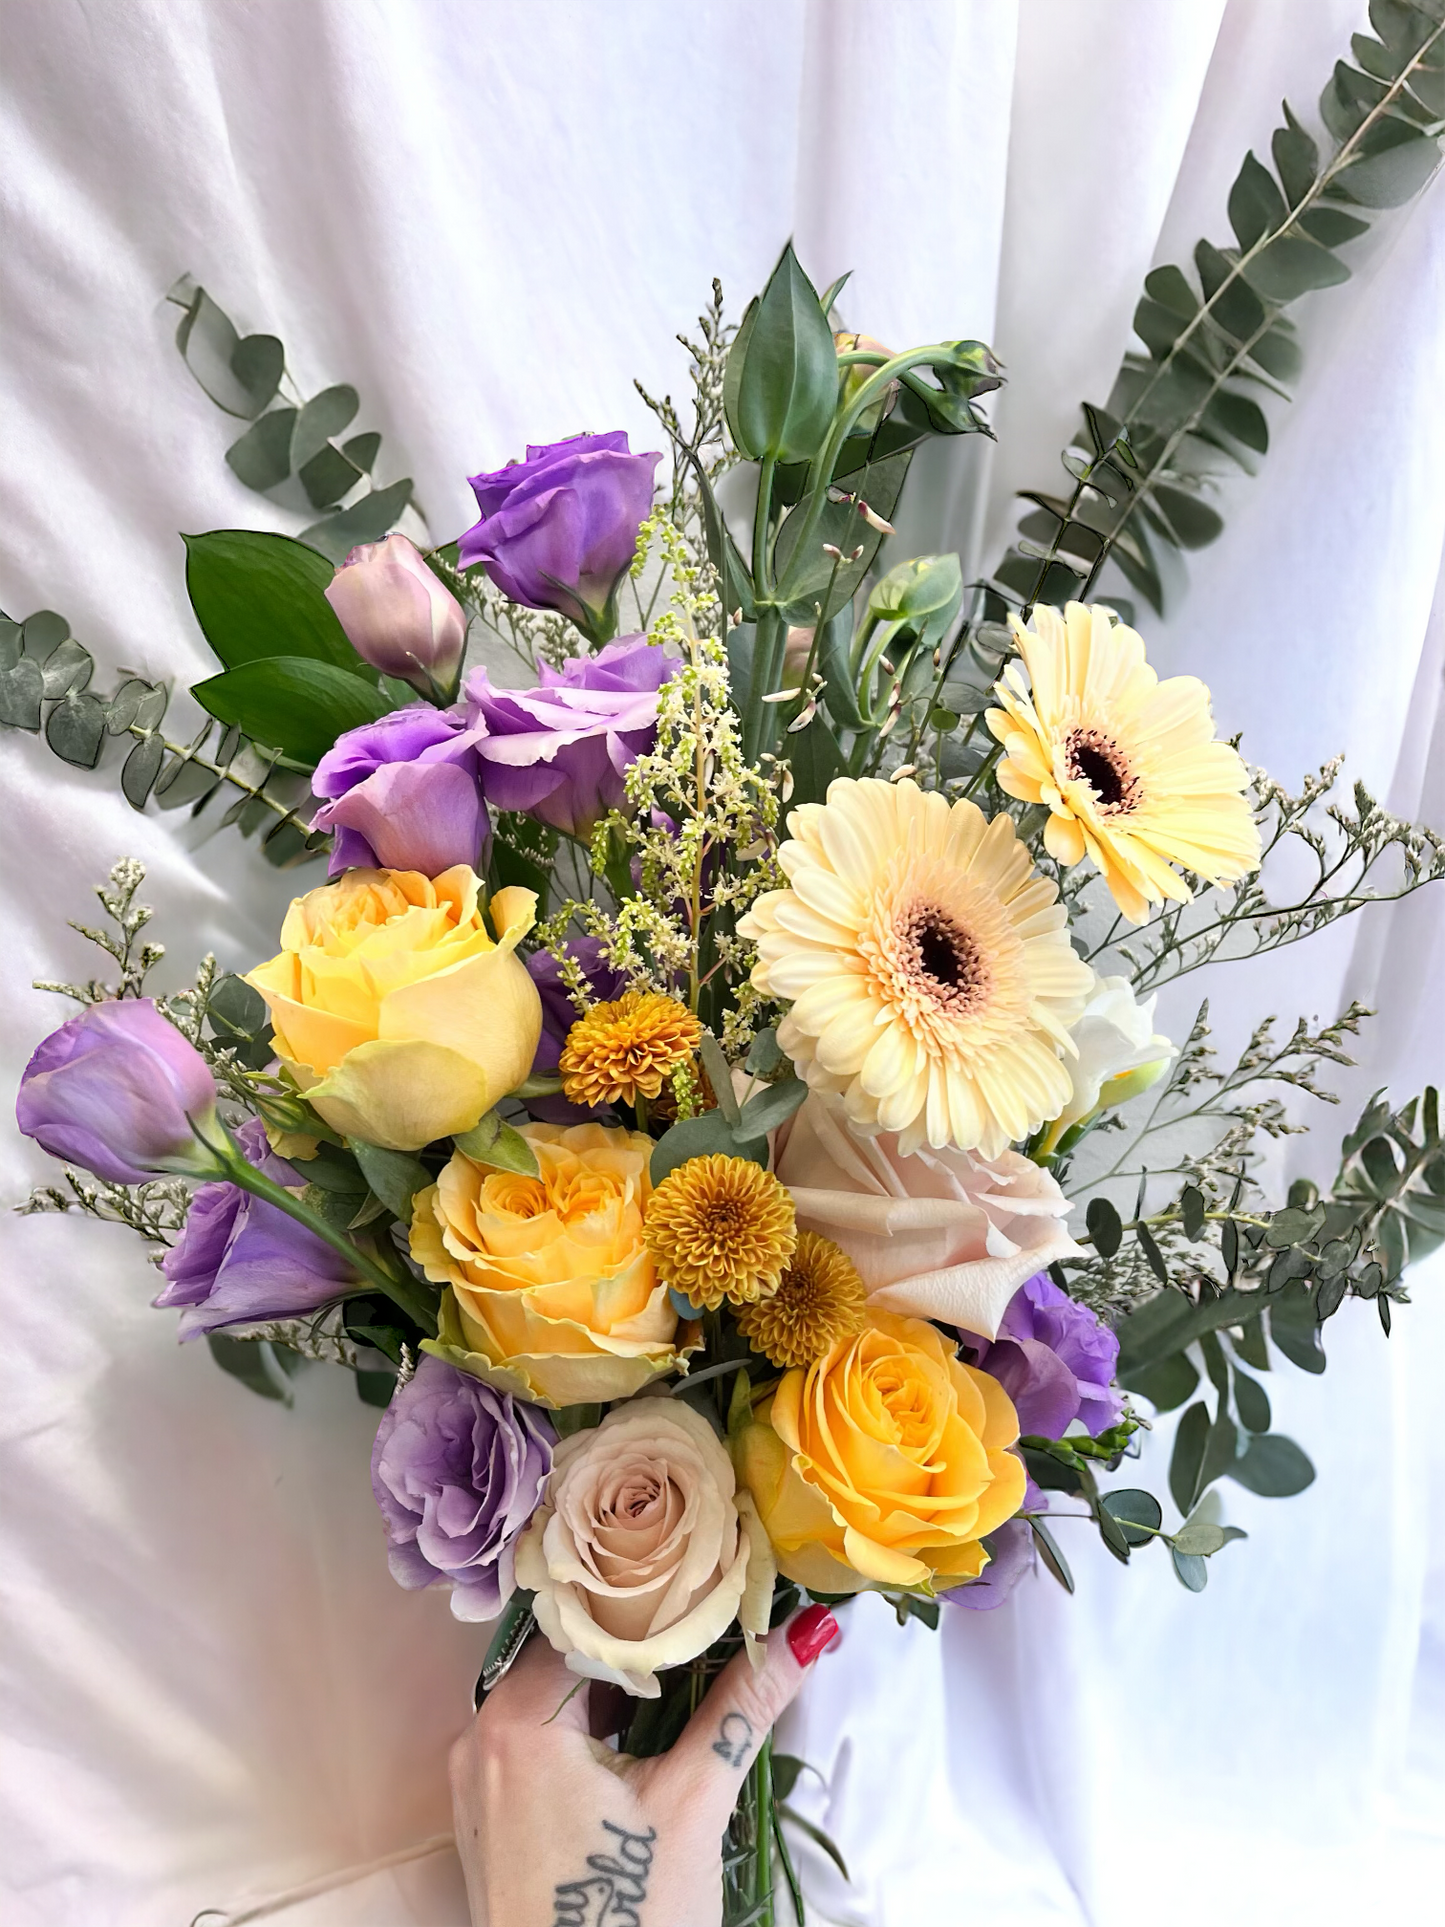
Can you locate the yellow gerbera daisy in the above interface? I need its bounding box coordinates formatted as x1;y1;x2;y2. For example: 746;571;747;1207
738;777;1095;1159
985;601;1261;924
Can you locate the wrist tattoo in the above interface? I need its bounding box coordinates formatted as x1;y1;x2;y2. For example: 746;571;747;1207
551;1820;656;1926
711;1710;753;1770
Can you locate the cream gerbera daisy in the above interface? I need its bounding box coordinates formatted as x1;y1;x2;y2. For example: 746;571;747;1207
985;601;1261;924
738;777;1095;1159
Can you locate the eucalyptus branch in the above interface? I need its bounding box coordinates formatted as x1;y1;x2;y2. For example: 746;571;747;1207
1124;24;1445;431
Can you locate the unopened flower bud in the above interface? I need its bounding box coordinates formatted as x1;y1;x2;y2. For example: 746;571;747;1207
835;331;899;432
17;999;220;1184
325;533;467;697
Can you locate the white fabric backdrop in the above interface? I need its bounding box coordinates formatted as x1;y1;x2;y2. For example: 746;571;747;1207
2;4;1442;1923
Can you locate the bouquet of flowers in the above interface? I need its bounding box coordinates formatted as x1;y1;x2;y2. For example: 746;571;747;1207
8;21;1445;1915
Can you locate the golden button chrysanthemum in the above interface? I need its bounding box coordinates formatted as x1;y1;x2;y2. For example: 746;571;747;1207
558;990;703;1109
735;1231;868;1367
985;600;1261;924
644;1155;797;1311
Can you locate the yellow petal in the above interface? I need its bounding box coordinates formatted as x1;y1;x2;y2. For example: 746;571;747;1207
306;1038;498;1150
380;946;542;1099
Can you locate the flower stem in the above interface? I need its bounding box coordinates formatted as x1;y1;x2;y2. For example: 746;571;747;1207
210;1130;440;1334
750;1732;776;1922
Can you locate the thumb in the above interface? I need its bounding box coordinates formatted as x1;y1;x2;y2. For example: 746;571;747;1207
655;1605;842;1825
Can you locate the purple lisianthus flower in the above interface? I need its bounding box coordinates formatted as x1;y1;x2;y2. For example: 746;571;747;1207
948;1519;1036;1612
464;634;675;838
948;1474;1045;1612
152;1118;357;1338
370;1354;555;1621
17;998;218;1185
310;705;490;877
960;1272;1122;1440
458;431;660;643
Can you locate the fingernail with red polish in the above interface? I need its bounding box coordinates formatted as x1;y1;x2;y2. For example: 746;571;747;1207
788;1604;840;1667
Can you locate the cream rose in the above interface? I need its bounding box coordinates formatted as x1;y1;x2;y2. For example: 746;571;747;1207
773;1089;1082;1339
246;866;541;1152
514;1400;775;1697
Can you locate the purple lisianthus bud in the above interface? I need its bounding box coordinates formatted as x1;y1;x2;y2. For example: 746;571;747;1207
370;1354;555;1621
464;634;675;839
152;1119;357;1337
324;533;468;695
458;432;660;644
959;1273;1122;1440
17;998;219;1185
310;705;490;877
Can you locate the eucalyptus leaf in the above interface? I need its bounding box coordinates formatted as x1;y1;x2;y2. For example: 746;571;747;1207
170;277;283;420
746;1028;785;1078
39;637;94;698
1228;150;1288;249
299;444;365;511
300;478;414;563
22;610;70;654
1272;104;1320;206
121;733;165;808
206;1333;295;1403
1028;1516;1075;1594
1171;1548;1209;1591
1086;1196;1123;1259
1332;122;1440;206
44;690;108;768
1172;1519;1247;1556
1243;233;1352;301
293;384;360;468
226;408;298;491
1225;1432;1315;1497
1169;1401;1210;1516
737;1074;808;1138
1127;1350;1200;1414
649;1110;768;1185
0;656;44;729
1101;1488;1163;1547
698;1032;741;1127
1232;1369;1272;1434
343;431;382;475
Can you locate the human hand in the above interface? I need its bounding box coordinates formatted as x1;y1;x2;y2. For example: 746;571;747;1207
449;1604;841;1926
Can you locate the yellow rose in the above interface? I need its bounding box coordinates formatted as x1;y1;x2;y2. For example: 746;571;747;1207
734;1310;1025;1594
412;1121;694;1406
246;867;541;1152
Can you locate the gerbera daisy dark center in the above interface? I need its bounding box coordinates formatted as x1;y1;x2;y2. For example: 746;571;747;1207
902;907;983;1012
1065;728;1139;814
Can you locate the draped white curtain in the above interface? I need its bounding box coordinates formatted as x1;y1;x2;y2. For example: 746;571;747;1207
2;4;1442;1923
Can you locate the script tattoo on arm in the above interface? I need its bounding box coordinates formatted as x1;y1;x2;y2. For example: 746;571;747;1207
710;1710;753;1770
550;1821;656;1926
